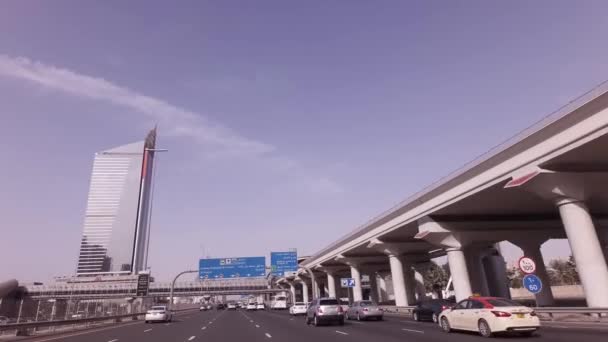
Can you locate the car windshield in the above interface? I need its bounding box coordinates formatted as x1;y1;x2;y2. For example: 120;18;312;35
359;301;373;306
295;302;305;306
319;299;339;305
487;299;524;307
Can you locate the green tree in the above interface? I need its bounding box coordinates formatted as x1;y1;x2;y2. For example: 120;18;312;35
548;256;580;285
507;266;523;288
423;261;450;294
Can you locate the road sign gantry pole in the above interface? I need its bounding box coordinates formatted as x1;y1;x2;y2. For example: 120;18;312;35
169;270;198;311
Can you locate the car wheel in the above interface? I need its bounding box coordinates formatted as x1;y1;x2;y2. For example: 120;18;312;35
478;319;493;338
145;321;148;324
432;313;438;323
413;312;420;321
377;316;383;321
313;315;319;327
338;318;344;326
440;317;451;333
520;331;535;337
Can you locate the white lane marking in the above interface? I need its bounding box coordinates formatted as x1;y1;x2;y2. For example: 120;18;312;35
335;331;348;335
144;328;153;332
402;328;424;334
188;336;196;341
250;320;254;323
265;333;272;338
255;324;260;328
201;326;207;330
108;340;119;342
350;321;363;324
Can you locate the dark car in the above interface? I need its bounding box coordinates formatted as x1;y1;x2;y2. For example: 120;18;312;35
413;299;455;323
216;303;226;310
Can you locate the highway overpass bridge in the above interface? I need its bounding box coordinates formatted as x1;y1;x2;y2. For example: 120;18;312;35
282;83;608;308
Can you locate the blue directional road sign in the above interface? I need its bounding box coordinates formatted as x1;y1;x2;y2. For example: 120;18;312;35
522;274;543;294
270;251;298;277
340;278;356;288
199;257;266;279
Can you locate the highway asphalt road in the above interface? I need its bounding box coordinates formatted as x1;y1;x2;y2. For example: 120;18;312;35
20;309;608;342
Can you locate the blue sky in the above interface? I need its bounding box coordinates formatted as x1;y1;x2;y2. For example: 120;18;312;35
1;1;607;282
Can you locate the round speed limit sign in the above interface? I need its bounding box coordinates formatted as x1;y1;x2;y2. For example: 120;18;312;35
518;256;537;274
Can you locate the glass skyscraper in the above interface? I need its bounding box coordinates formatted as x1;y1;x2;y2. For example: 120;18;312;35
76;129;157;276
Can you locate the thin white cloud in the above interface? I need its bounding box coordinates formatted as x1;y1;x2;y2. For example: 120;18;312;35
0;54;274;157
0;54;345;195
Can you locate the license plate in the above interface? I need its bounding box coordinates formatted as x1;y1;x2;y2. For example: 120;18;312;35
516;314;525;318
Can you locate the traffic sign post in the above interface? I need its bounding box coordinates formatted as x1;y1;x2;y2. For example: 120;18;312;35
518;256;537;274
522;274;543;294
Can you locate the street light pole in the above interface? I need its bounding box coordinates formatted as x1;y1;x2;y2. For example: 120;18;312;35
169;270;198;311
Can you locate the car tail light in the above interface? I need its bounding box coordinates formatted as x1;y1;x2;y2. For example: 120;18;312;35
363;308;369;312
491;311;512;317
441;305;449;311
529;311;537;317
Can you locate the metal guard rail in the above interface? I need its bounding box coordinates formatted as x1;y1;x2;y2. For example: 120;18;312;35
0;307;199;333
379;306;608;321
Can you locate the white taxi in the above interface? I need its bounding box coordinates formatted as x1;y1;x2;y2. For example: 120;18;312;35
145;305;173;323
439;297;539;337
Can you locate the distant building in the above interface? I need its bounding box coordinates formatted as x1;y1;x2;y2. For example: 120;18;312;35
76;129;158;276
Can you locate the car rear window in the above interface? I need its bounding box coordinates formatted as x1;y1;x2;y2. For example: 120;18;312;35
319;299;339;305
359;301;373;306
486;299;524;307
151;306;166;310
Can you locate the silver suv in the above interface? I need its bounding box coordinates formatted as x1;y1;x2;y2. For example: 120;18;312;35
306;298;344;326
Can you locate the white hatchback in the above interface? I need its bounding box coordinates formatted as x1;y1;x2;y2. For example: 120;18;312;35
439;297;539;337
145;305;173;323
289;302;307;316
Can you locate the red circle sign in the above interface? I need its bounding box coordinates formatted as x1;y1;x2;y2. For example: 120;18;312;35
518;256;537;274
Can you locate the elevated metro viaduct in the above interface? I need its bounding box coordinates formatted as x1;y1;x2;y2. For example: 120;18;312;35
281;83;608;308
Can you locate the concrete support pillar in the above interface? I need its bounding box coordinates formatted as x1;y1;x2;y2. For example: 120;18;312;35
301;281;309;303
466;246;490;296
403;263;417;305
447;248;473;301
326;273;337;298
483;249;511;299
350;266;363;302
414;270;426;301
378;274;388;303
388;254;415;306
557;198;608;307
315;282;321;299
369;273;379;303
289;283;296;304
518;241;555;306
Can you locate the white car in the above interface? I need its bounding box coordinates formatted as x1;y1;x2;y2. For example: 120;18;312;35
289;302;307;316
439;297;540;337
145;305;173;323
246;303;257;311
200;305;208;311
256;303;265;310
227;303;237;310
